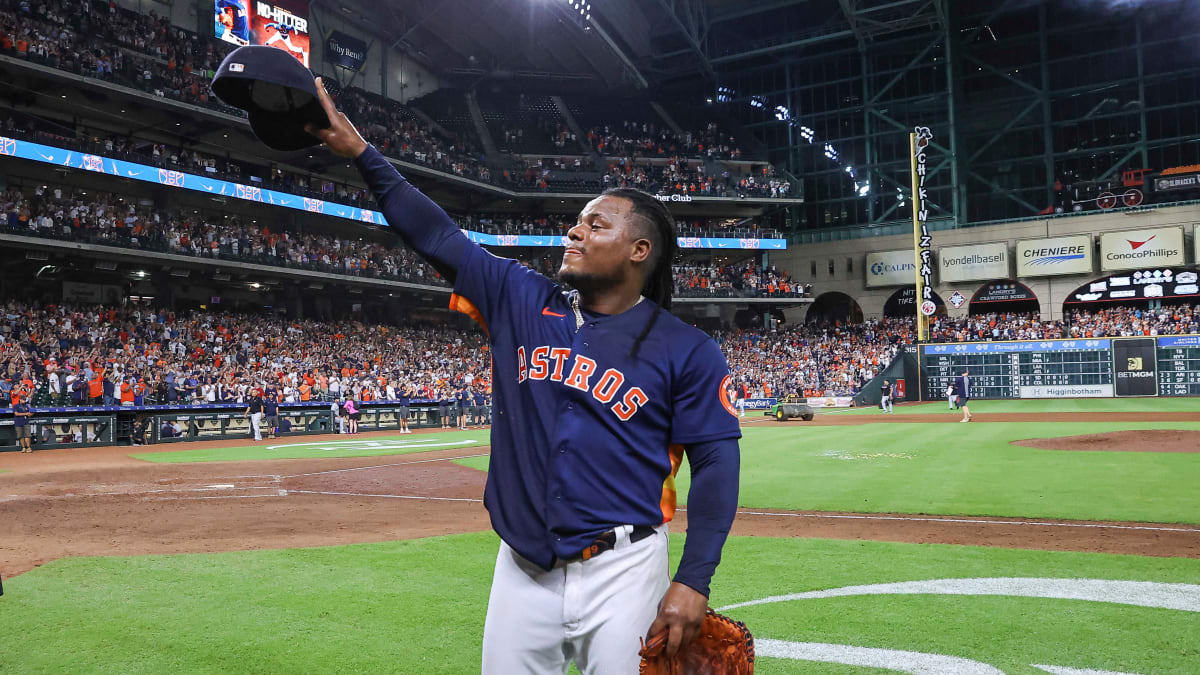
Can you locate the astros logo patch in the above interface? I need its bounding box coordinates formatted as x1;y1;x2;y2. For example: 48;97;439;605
718;374;738;417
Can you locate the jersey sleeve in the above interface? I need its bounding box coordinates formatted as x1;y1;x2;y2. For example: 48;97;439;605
450;243;557;337
670;337;742;445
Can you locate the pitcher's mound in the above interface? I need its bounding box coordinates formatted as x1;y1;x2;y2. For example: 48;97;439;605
1013;429;1198;453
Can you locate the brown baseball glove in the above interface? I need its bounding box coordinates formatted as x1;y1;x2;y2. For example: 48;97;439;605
638;609;755;674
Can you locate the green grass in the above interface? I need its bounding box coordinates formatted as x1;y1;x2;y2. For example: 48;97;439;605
131;430;490;463
3;534;1197;673
453;421;1200;524
826;397;1200;415
676;422;1200;524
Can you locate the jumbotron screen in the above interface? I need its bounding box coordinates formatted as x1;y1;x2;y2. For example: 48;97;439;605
214;0;311;67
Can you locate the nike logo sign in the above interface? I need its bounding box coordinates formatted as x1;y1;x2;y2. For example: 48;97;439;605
542;308;566;318
1127;235;1156;250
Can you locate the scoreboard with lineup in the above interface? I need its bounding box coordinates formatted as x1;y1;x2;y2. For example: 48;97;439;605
921;336;1200;398
921;340;1114;399
1156;335;1200;396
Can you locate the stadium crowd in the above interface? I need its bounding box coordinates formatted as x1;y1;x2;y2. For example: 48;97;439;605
720;318;909;399
928;307;1200;341
0;302;491;410
586;121;744;160
673;261;810;298
2;183;786;296
0;1;797;200
5;301;1200;411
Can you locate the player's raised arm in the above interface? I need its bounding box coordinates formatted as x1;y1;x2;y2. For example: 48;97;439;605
305;77;473;284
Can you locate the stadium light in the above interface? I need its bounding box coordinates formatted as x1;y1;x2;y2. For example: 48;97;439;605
774;105;790;121
750;95;766;109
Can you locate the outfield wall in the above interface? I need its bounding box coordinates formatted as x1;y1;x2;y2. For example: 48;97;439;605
773;203;1200;321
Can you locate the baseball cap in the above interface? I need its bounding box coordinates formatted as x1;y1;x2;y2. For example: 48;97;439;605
211;46;330;151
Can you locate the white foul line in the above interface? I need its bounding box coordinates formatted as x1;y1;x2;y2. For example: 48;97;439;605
730;509;1200;534
286;489;483;503
282;453;489;479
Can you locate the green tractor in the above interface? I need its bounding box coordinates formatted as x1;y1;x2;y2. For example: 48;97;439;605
766;395;815;422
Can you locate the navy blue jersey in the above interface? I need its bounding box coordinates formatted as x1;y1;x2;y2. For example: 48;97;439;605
450;244;741;569
473;392;486;407
264;397;279;416
13;402;30;427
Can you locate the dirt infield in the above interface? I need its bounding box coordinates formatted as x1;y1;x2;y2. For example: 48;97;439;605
2;423;1198;578
1012;429;1200;453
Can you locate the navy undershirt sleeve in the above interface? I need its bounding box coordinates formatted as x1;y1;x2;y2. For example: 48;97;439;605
673;437;740;597
352;144;472;282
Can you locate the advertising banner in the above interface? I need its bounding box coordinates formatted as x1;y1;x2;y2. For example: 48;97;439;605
971;280;1037;304
1099;226;1185;271
1154;172;1200;193
1018;384;1113;398
326;30;367;71
883;286;945;317
742;398;775;410
1114;337;1158;397
1016;234;1093;277
215;0;311;67
938;242;1010;283
806;397;854;408
1065;268;1200;304
866;249;919;287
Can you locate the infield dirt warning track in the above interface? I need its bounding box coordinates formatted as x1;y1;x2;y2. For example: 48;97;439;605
2;416;1199;577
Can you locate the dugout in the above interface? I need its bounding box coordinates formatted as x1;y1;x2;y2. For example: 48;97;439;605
969;280;1040;315
0;413;116;451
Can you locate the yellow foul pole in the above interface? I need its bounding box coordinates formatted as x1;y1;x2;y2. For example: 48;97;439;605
910;132;927;342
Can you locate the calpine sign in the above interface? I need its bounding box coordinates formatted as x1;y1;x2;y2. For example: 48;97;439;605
1099;226;1185;271
865;249;919;287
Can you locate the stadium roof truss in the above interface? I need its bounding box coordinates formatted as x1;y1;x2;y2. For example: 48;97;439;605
712;0;1200;235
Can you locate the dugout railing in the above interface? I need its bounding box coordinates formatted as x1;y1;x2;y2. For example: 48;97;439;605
0;400;470;452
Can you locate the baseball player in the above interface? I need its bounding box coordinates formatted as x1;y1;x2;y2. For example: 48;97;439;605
214;0;250;45
264;22;305;58
244;387;264;441
307;77;742;673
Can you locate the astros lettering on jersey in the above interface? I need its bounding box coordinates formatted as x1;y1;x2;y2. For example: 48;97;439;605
449;244;741;570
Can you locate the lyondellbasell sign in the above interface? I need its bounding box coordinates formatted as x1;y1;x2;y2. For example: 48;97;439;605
938;241;1010;283
1098;226;1185;271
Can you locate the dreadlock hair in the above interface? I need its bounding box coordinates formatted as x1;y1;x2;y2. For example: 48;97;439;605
599;187;677;359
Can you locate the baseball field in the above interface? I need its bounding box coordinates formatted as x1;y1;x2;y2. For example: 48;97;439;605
2;400;1198;674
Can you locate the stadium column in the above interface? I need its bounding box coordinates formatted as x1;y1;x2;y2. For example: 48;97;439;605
762;250;770;330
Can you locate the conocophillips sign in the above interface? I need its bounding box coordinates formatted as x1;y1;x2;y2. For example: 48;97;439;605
1099;226;1185;271
1016;234;1093;277
938;242;1009;283
866;249;919;287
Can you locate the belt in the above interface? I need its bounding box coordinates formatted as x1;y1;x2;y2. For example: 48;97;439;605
567;525;657;563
